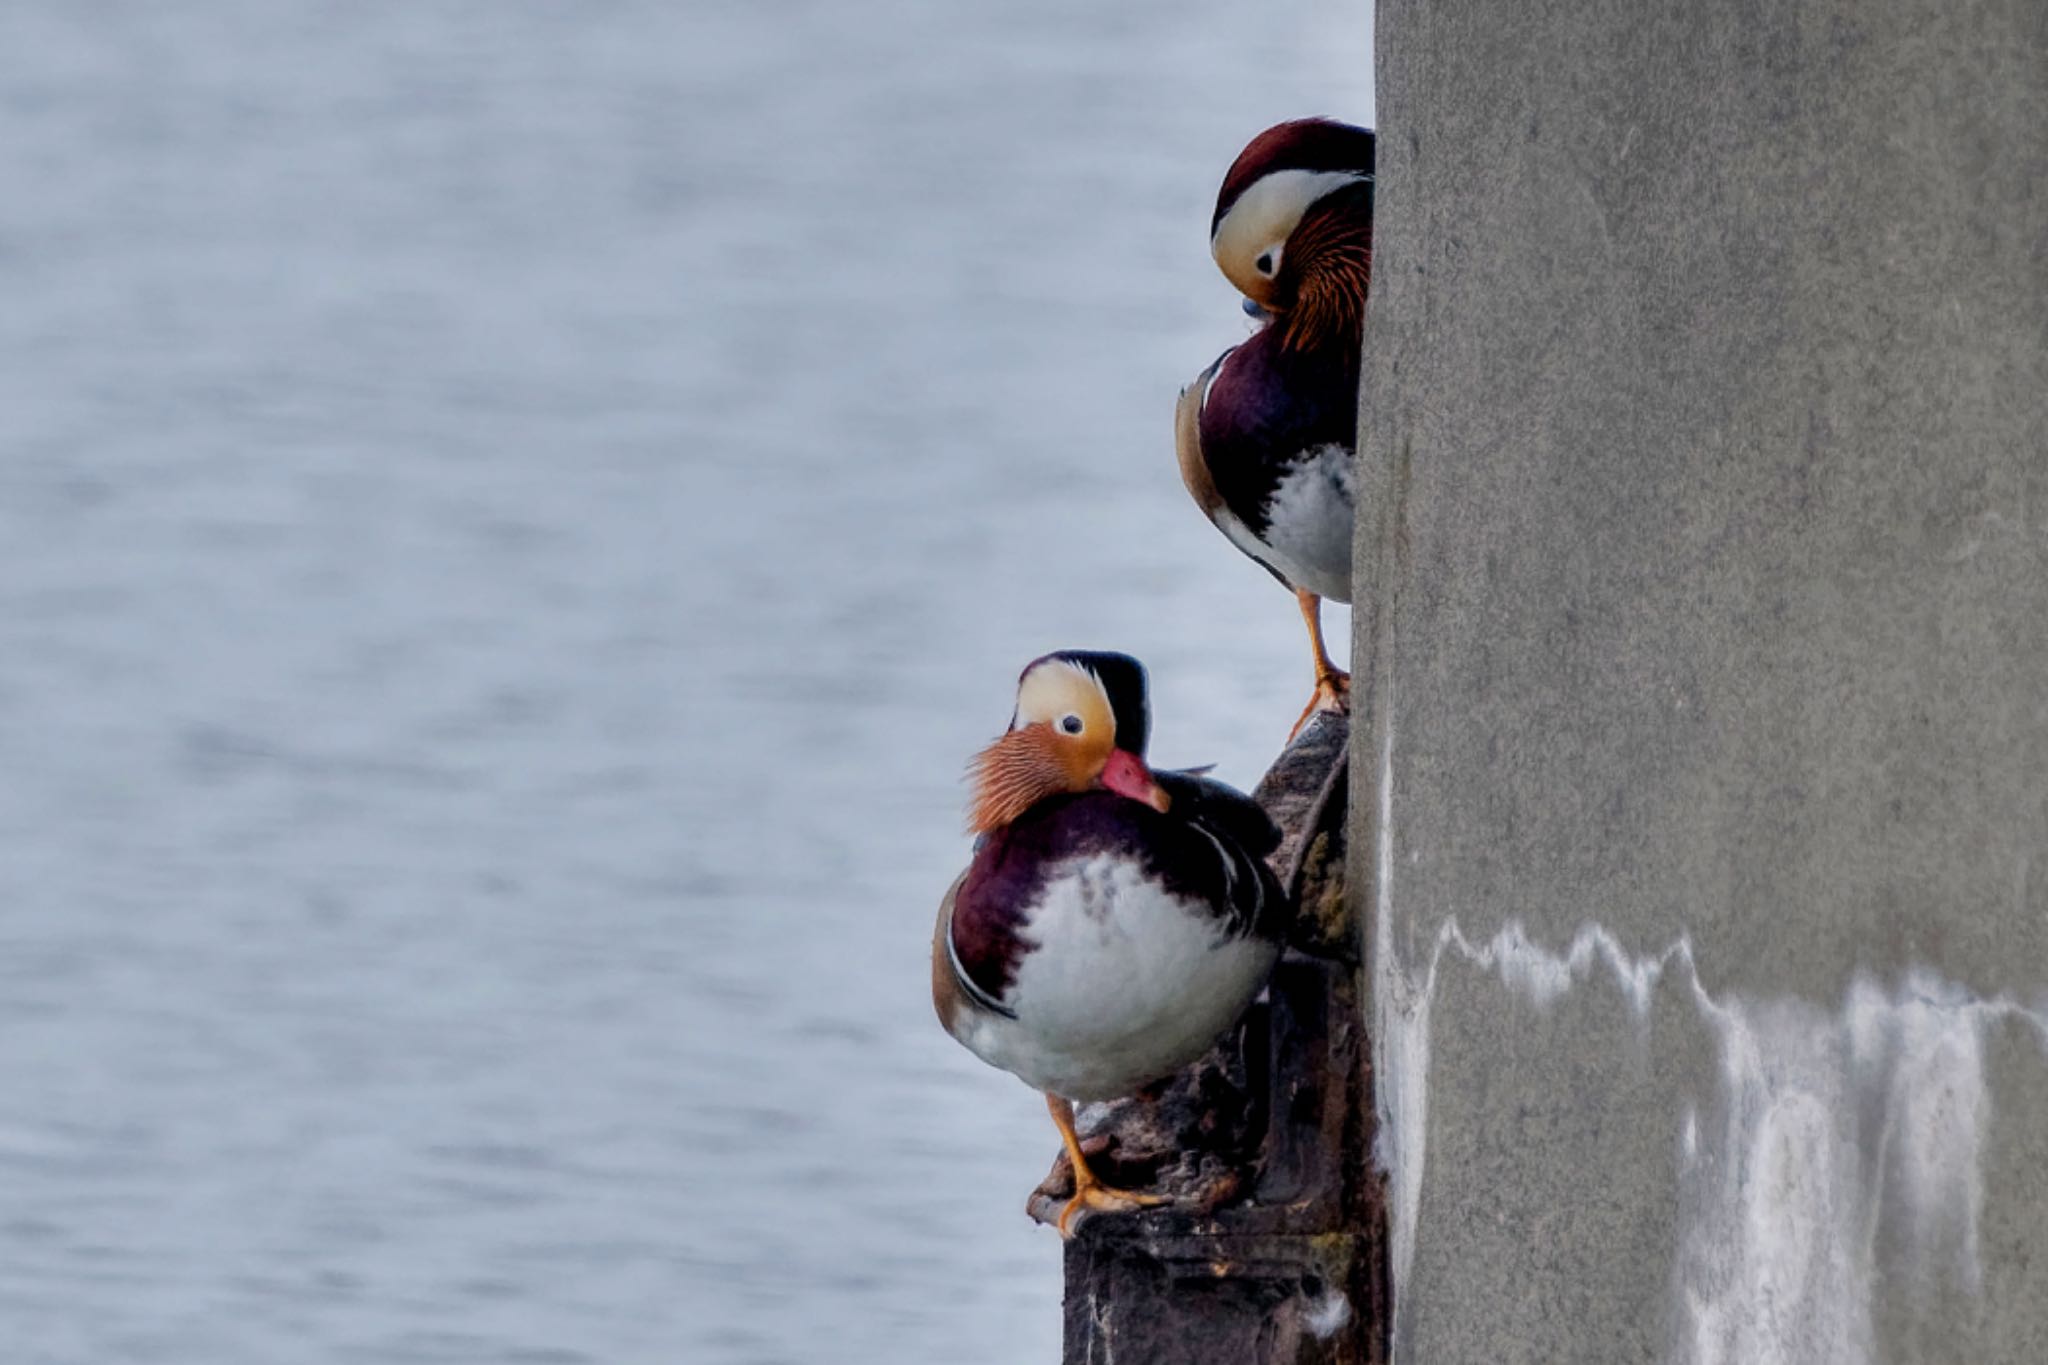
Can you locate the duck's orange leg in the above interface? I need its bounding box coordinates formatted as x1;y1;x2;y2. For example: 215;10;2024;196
1043;1094;1166;1238
1288;589;1351;740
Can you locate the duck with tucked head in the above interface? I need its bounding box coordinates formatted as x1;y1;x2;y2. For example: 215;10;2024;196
1176;118;1376;736
932;650;1288;1235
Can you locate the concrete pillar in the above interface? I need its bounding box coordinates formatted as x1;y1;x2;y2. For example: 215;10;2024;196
1352;1;2048;1360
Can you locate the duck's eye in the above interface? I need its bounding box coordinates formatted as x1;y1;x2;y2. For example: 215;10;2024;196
1058;714;1084;735
1255;251;1276;276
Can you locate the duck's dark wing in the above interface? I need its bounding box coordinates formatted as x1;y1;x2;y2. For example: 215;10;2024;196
1158;769;1283;859
1151;772;1289;943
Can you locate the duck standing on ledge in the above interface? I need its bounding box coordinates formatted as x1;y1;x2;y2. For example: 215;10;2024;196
1175;118;1376;736
932;650;1288;1236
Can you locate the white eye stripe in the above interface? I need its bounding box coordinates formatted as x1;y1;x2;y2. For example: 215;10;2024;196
1212;168;1367;277
1014;659;1113;732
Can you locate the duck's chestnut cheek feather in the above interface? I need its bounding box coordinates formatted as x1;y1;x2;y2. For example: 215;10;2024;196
1099;749;1172;813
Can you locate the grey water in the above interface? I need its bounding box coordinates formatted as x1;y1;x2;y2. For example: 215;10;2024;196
0;3;1370;1361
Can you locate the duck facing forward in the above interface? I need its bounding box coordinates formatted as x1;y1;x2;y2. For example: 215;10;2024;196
932;650;1288;1235
1176;118;1376;735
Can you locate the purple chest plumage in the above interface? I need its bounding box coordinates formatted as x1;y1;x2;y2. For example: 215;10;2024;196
947;781;1283;1009
1199;330;1361;541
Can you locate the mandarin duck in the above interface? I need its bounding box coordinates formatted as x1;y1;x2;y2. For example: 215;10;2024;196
1175;118;1376;736
932;650;1288;1235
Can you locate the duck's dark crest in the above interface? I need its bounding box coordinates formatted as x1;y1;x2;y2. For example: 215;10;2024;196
1211;118;1378;236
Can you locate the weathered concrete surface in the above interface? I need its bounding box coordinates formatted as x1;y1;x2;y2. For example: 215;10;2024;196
1352;1;2048;1360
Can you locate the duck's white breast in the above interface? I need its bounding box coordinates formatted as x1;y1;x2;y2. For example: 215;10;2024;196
1254;442;1354;603
959;853;1279;1101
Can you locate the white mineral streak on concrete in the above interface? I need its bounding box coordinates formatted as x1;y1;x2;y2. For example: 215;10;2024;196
1369;692;1434;1321
1847;977;1988;1294
1373;906;2048;1364
1374;915;1693;1321
1680;990;1871;1365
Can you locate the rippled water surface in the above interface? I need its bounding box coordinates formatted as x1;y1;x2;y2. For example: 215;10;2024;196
0;3;1369;1360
